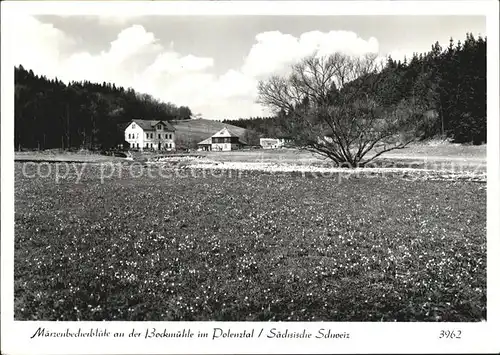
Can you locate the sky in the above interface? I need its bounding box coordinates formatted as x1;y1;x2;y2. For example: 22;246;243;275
11;14;485;119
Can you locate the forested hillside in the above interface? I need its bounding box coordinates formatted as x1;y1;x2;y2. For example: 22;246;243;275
14;66;192;150
224;33;486;144
14;33;486;150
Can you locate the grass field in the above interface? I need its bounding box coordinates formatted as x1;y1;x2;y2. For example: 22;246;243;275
197;144;486;173
14;150;124;163
200;143;486;163
14;142;486;167
14;162;486;321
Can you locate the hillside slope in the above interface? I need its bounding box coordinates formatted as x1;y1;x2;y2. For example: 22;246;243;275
172;119;249;145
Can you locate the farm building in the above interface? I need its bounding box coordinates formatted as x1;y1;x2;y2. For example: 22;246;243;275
197;137;212;151
260;137;293;149
197;127;247;151
124;119;176;151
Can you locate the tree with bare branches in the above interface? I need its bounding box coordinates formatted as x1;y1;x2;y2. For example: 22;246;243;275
257;52;432;167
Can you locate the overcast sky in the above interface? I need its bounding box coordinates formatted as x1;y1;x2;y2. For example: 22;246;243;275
12;14;485;119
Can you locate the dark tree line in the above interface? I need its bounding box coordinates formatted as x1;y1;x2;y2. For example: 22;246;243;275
226;33;486;145
15;33;485;150
14;66;193;150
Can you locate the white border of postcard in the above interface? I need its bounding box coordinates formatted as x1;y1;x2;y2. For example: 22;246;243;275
2;1;500;354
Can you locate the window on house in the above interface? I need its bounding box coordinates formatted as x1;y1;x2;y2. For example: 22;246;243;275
128;133;131;139
158;134;161;139
132;123;136;129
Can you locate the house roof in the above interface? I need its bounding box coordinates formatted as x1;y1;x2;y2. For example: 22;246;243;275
260;136;293;140
197;127;248;145
197;137;212;145
211;127;240;138
130;119;175;132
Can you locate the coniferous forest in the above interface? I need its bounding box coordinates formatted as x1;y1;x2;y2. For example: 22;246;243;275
224;34;487;144
14;67;193;150
15;33;486;150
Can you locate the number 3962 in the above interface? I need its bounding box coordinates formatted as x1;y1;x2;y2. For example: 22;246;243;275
439;330;462;339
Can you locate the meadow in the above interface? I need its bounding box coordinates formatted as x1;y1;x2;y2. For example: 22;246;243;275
199;143;486;166
14;161;486;321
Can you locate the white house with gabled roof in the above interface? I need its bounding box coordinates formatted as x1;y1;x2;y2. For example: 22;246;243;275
197;127;246;151
124;119;176;151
